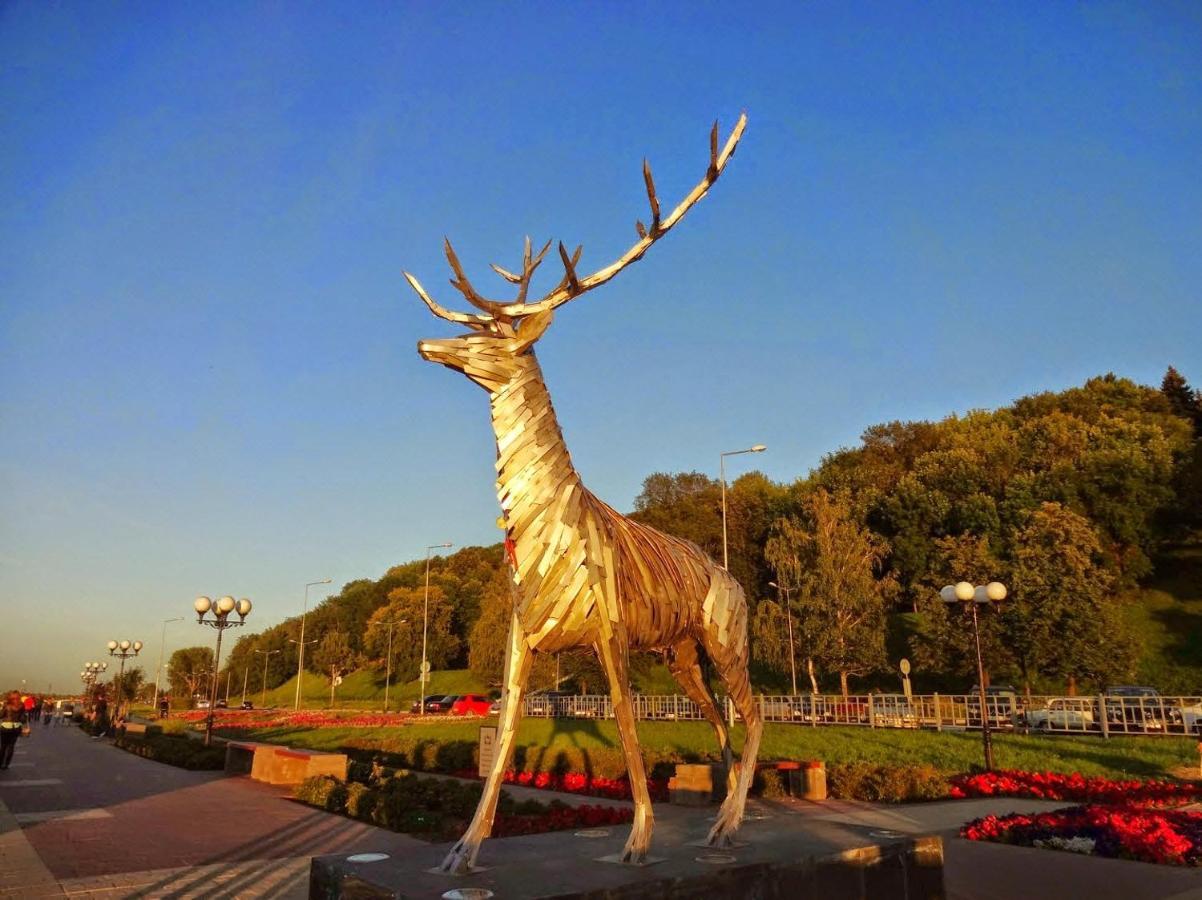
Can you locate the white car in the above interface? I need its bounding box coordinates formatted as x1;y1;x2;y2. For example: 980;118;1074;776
1178;701;1202;734
1026;698;1096;731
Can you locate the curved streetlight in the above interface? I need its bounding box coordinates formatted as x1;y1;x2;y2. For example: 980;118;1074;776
152;616;184;713
295;579;333;710
195;595;252;746
941;580;1007;770
768;581;797;696
253;648;281;710
382;618;408;713
720;445;766;570
420;544;453;713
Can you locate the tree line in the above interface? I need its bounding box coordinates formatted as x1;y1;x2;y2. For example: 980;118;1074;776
168;368;1200;702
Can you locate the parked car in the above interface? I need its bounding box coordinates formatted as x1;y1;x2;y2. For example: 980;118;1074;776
1177;700;1202;734
411;694;454;714
760;697;810;722
240;700;254;710
1103;686;1167;731
451;694;492;716
871;694;919;728
214;698;228;709
967;685;1019;728
488;697;502;715
526;691;571;716
195;698;211;710
1026;697;1096;731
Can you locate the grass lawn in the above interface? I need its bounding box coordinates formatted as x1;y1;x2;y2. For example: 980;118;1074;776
226;717;1199;781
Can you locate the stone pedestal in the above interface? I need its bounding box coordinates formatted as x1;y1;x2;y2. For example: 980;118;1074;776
310;803;944;899
668;763;727;805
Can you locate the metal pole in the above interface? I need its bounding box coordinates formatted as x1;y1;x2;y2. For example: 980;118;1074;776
205;626;225;748
152;617;182;712
114;654;126;730
384;620;394;713
784;587;798;696
241;666;249;706
970;603;994;771
295;579;331;711
720;454;728;570
261;652;270;709
421;550;432;712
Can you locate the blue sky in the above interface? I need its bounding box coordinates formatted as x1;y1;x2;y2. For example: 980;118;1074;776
2;2;1199;690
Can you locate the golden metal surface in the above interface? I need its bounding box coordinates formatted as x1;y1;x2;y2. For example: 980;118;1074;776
406;114;760;875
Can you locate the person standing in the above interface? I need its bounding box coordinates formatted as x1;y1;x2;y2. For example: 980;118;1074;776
42;698;54;727
1;692;28;769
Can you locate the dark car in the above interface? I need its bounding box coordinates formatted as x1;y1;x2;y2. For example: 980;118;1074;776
240;700;254;710
1104;686;1167;731
214;698;228;709
410;694;450;714
526;691;571;717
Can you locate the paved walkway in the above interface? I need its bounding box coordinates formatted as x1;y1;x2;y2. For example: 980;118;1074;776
4;725;1202;898
0;725;426;898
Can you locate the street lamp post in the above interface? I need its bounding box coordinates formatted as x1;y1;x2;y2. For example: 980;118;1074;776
719;445;766;570
106;639;143;730
420;543;453;714
82;662;107;714
253;648;281;709
152;616;184;713
295;579;332;710
941;580;1008;771
382;619;407;713
769;581;798;695
194;595;252;747
288;638;317;707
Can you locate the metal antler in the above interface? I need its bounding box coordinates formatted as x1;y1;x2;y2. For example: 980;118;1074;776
404;113;748;326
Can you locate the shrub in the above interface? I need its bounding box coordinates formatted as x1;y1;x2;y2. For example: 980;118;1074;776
827;763;949;803
295;776;348;812
753;768;788;799
112;734;226;770
345;781;377;820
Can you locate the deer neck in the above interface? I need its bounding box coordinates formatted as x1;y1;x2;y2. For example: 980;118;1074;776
489;354;582;537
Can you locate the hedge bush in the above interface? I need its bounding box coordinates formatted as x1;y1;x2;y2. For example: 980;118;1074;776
294;771;632;841
113;733;226;770
826;762;950;803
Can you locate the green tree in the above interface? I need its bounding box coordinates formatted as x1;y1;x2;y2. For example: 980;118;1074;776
312;631;357;707
365;586;461;684
1008;502;1136;693
1161;366;1201;435
766;489;895;696
109;667;145;713
167;646;214;705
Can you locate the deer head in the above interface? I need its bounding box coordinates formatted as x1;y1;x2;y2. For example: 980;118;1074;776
406;114;748;392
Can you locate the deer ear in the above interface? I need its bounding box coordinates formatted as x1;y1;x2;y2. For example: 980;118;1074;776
515;309;554;350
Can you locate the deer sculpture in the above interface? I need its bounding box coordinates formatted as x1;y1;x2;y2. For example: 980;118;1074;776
405;113;760;874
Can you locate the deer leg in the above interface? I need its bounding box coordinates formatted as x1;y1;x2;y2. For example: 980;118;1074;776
701;615;762;847
666;638;737;802
596;633;654;864
439;615;533;874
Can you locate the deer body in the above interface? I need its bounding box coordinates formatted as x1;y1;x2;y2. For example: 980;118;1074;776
407;114;760;874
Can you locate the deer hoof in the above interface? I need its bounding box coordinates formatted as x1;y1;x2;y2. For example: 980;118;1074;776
438;839;476;874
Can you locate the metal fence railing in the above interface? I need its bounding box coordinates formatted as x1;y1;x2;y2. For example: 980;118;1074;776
515;692;1202;737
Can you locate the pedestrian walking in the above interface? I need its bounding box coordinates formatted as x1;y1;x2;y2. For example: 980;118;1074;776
1;691;29;769
42;698;54;727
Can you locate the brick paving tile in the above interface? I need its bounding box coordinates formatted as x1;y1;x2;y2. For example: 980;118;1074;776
0;724;425;896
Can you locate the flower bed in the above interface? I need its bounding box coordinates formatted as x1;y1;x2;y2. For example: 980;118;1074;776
950;770;1201;807
453;768;670;803
962;805;1202;867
